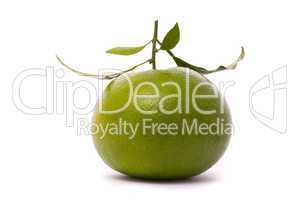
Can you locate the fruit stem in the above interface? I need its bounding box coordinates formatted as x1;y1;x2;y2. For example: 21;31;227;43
151;20;158;70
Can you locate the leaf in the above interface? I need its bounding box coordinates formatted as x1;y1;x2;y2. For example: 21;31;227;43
226;46;245;69
106;45;146;56
161;23;180;50
172;47;245;74
172;56;208;73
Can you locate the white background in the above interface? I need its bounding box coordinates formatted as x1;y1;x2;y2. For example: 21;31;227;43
0;0;298;199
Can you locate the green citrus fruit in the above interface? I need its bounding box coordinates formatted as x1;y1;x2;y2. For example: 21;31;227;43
92;68;231;179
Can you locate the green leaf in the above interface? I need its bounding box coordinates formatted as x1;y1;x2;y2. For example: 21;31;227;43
172;47;245;74
106;45;146;56
172;56;208;73
161;23;180;50
226;46;245;69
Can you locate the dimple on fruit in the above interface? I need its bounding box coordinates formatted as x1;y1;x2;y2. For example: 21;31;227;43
57;20;244;180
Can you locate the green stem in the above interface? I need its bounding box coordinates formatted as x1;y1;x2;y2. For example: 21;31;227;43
56;55;150;79
151;20;158;70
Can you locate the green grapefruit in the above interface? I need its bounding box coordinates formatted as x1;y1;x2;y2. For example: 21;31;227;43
92;67;231;179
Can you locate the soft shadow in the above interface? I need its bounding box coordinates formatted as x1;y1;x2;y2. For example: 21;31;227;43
105;172;221;185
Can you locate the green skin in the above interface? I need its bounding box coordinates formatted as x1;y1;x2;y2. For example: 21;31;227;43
92;68;231;179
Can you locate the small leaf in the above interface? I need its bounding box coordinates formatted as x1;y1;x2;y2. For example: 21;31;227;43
161;23;180;50
172;47;245;74
226;46;245;69
106;45;146;56
172;56;208;73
